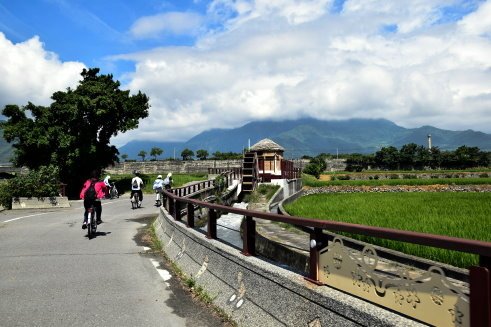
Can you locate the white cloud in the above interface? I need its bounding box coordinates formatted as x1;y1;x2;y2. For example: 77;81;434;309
114;0;491;145
458;0;491;36
129;12;204;39
0;32;85;109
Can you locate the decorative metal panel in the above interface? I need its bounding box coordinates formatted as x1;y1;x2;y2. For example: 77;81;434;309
319;237;469;327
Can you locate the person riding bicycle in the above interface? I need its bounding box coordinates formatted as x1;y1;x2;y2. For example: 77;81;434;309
152;174;164;205
131;171;144;203
80;170;107;229
103;175;111;198
163;172;173;190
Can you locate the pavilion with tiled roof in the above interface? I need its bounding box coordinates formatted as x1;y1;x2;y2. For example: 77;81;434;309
249;138;285;179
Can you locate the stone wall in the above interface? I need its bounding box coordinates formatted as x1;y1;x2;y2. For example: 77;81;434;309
105;160;243;175
105;158;346;175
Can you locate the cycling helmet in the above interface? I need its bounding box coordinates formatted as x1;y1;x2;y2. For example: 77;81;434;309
157;175;162;179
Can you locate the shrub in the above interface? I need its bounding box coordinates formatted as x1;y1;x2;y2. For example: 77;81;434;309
303;163;322;179
480;173;489;178
389;174;399;179
9;165;60;198
0;182;12;209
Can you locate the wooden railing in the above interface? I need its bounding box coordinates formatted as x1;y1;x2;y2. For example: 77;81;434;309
163;176;491;327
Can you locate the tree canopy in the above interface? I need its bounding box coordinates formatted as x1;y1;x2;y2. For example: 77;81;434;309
181;148;194;160
150;147;163;160
138;150;147;161
1;68;150;197
196;149;209;160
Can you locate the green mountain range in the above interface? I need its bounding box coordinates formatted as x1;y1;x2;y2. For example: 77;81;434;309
118;118;491;159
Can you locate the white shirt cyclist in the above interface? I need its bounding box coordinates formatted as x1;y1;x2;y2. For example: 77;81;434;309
131;177;144;190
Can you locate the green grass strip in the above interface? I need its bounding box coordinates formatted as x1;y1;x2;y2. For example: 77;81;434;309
284;192;491;268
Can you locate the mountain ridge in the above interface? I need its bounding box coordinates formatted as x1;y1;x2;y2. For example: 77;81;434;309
118;118;491;159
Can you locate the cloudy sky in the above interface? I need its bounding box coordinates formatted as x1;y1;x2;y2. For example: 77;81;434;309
1;0;490;147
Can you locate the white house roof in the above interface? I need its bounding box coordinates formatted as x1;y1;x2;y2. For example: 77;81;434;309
250;138;285;152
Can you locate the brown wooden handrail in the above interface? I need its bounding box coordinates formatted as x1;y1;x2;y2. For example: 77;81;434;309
164;188;491;256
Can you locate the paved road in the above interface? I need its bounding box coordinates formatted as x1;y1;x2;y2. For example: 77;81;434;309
0;195;227;327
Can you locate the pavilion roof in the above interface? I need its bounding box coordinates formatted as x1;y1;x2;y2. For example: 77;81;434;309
250;138;285;152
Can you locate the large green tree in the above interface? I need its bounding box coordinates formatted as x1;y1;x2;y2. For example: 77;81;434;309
138;150;147;161
181;148;194;160
1;68;150;197
196;149;208;160
150;147;163;160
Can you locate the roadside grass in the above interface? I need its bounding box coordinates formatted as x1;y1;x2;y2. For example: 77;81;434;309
244;184;280;203
148;224;236;326
303;173;491;187
284;192;491;268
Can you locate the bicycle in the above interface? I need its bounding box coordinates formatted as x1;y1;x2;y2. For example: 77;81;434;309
131;192;141;209
155;189;163;207
85;205;97;239
109;183;119;199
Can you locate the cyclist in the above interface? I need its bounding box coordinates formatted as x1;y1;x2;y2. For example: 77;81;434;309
131;171;144;203
80;170;107;229
163;172;173;190
152;174;164;206
103;175;111;198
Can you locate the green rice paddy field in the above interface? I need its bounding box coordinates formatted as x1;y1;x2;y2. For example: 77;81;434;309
284;192;491;268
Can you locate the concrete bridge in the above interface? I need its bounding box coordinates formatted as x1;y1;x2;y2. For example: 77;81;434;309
157;172;491;327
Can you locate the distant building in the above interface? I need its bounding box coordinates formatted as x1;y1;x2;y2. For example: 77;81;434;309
248;138;302;182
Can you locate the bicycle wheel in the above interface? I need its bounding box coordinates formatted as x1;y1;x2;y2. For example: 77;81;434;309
87;211;93;239
131;193;137;209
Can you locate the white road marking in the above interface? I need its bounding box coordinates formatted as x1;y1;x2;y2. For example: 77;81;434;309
150;259;171;286
2;212;51;223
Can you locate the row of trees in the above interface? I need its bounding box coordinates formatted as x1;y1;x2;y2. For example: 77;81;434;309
302;144;490;178
127;149;243;161
346;144;490;171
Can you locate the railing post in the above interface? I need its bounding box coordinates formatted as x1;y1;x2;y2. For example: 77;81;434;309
471;255;491;327
305;227;323;285
174;200;181;221
242;216;256;256
168;197;175;219
187;203;194;228
207;209;217;239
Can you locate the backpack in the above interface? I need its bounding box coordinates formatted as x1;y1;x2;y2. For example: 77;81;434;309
132;179;139;189
85;181;97;201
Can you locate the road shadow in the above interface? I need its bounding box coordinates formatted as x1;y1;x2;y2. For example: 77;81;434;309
84;231;112;239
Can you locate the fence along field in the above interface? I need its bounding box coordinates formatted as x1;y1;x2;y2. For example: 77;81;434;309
286;177;491;268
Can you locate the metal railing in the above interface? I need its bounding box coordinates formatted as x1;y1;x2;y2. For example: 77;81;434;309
163;175;491;327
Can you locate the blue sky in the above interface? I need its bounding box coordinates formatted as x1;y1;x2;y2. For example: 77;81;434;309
0;0;490;147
